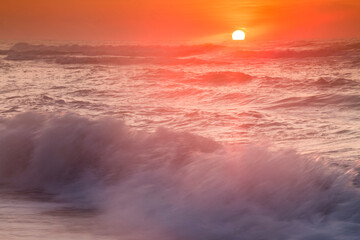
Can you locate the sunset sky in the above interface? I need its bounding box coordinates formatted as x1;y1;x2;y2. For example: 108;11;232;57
1;0;360;42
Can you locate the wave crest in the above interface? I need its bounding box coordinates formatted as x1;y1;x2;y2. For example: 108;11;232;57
1;112;360;239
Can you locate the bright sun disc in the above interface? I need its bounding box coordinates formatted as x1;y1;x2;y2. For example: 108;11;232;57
232;30;246;40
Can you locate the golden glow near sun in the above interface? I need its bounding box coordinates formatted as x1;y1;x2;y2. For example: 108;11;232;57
232;30;246;40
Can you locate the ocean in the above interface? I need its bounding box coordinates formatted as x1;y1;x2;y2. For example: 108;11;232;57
0;39;360;239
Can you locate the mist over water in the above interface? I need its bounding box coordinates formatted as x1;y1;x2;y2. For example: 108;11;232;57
0;39;360;239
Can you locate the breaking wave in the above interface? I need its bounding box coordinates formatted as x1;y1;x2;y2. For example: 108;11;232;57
1;112;360;239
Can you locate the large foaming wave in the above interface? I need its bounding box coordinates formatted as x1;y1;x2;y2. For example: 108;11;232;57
1;112;360;239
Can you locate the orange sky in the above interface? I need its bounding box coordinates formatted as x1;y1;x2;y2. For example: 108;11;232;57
0;0;359;42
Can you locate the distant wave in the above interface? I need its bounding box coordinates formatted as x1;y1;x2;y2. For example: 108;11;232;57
54;56;218;65
9;42;222;57
228;41;360;59
1;112;360;239
4;40;360;66
5;42;226;65
6;54;224;66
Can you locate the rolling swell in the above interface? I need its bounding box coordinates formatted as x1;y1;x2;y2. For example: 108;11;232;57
1;112;360;239
314;77;359;88
194;71;252;85
268;94;360;109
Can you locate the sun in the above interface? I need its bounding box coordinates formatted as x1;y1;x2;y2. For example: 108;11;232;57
232;30;246;41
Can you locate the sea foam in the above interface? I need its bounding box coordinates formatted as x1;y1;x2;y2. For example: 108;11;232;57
0;112;360;240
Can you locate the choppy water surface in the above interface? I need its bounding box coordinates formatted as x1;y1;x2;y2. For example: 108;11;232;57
0;40;360;239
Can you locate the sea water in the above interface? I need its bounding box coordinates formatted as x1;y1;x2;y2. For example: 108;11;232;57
0;40;360;239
